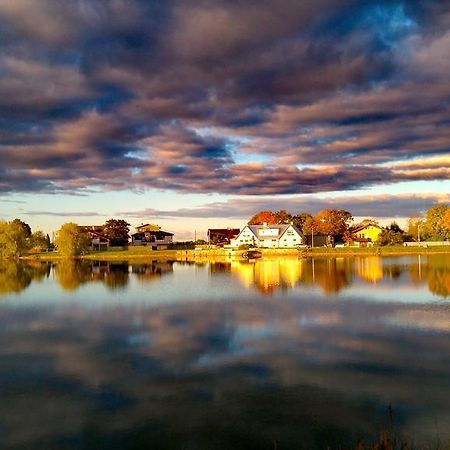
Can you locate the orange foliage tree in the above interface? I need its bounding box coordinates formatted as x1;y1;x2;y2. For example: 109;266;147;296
314;209;353;237
248;210;279;225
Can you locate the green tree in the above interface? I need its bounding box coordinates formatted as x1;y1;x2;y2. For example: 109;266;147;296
55;259;91;291
0;220;30;259
354;218;379;228
29;230;51;251
102;219;130;246
11;218;32;238
377;229;405;246
54;223;91;257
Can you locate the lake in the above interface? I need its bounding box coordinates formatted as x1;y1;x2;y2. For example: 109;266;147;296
0;255;449;449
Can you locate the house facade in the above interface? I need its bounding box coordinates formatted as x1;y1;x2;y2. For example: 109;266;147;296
350;223;384;246
131;226;174;250
231;223;306;248
79;226;110;251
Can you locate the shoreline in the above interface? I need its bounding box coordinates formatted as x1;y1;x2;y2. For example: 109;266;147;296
20;245;450;261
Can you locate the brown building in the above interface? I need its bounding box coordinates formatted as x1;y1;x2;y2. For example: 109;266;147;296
207;228;240;246
131;224;174;250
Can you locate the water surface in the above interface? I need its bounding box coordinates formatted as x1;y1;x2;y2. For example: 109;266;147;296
0;255;449;449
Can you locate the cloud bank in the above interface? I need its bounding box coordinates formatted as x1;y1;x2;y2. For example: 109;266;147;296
0;0;449;196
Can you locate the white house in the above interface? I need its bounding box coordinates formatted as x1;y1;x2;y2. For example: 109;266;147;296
231;223;306;248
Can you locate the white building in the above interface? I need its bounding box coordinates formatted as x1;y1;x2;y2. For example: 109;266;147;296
231;223;306;248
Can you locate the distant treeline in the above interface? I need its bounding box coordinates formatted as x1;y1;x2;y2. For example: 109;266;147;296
246;203;449;245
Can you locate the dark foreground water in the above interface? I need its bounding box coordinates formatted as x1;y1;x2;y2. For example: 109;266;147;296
0;255;449;450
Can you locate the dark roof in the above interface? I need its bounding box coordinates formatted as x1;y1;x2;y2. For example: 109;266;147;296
86;230;110;242
208;228;240;234
132;230;173;237
246;224;305;240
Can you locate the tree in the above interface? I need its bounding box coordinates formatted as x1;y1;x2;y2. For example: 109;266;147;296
248;211;279;225
407;215;424;242
302;216;316;236
54;223;91;257
377;229;405;246
292;213;312;233
103;219;130;246
11;219;32;238
388;221;403;233
422;204;449;241
274;209;293;224
443;209;450;234
314;209;353;238
29;231;51;251
354;218;379;228
0;220;30;259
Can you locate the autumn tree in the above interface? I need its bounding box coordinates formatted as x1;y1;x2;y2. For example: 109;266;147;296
302;216;316;236
248;211;279;225
54;223;91;257
314;209;353;238
103;219;130;246
422;204;449;241
274;209;293;224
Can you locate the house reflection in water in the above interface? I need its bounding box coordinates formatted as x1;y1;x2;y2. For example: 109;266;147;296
228;258;305;294
132;261;174;283
354;257;383;283
213;257;380;295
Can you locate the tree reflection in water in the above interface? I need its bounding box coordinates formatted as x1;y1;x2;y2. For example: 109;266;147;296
0;260;51;295
0;256;448;299
224;258;353;295
408;255;450;298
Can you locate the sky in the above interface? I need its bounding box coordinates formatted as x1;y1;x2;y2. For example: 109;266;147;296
0;0;449;239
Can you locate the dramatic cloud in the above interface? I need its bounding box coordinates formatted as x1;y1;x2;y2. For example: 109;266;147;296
0;0;449;196
118;193;449;220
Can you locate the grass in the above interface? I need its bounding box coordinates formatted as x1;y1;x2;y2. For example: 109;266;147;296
20;245;450;261
303;245;450;256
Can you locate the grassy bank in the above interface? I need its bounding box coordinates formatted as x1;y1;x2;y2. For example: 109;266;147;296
21;247;179;261
303;245;450;257
21;244;450;261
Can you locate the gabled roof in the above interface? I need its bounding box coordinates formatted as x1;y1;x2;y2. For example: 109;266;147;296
352;223;384;233
136;223;160;231
240;224;305;241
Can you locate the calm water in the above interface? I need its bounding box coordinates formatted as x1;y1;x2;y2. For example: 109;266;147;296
0;255;449;449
